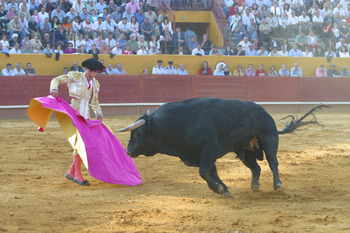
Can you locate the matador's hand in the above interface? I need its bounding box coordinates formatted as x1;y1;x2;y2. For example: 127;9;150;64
50;89;58;97
96;114;103;121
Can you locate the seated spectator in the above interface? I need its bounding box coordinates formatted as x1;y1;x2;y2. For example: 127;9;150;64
152;60;165;74
307;31;318;50
148;44;161;55
0;35;10;49
295;31;307;50
247;18;258;41
42;44;53;55
97;59;107;74
0;43;9;53
335;38;348;52
41;33;52;49
127;33;139;52
192;43;205;56
88;43;100;55
13;62;26;76
223;66;232;76
1;64;15;76
140;18;153;41
324;46;336;58
62;67;69;75
303;48;313;57
322;21;332;42
21;34;33;50
233;64;244;76
165;61;177;75
99;42;110;54
137;35;149;51
237;36;251;51
233;45;245;56
281;38;291;51
64;42;76;54
9;43;22;54
137;44;148;55
313;47;323;57
106;63;116;75
22;42;33;53
245;44;257;56
177;64;189;75
258;19;272;43
223;45;234;56
24;63;37;76
316;64;328;77
289;44;303;57
256;64;266;76
200;34;212;55
339;46;350;57
111;42;123;55
332;23;341;42
340;66;350;76
199;61;212;75
33;44;42;54
298;11;312;34
8;16;23;41
233;20;248;43
327;64;339;77
70;61;83;72
187;36;197;55
122;44;133;55
213;64;225;76
257;46;268;56
290;63;303;77
9;34;19;49
245;64;256;76
176;45;185;55
267;12;279;36
268;65;278;77
278;64;290;76
77;44;88;54
116;33;127;50
279;12;290;37
54;44;64;54
142;69;148;75
269;47;279;56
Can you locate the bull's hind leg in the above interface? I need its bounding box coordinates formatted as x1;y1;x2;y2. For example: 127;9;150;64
199;147;226;195
210;165;230;196
236;149;261;191
261;136;282;190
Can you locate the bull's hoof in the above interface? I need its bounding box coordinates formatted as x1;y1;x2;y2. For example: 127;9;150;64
221;191;230;197
251;184;260;191
273;183;282;190
217;184;225;194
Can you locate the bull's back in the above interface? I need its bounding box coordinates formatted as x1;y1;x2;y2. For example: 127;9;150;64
153;98;277;150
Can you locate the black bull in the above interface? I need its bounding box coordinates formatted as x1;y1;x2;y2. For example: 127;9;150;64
118;98;327;196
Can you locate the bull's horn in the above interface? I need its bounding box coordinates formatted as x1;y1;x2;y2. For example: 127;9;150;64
118;119;145;132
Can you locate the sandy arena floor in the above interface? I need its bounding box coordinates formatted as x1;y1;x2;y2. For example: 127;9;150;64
0;111;350;233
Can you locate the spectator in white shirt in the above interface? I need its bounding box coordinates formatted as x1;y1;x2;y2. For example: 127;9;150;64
191;43;205;55
72;0;85;15
213;64;225;76
104;32;117;49
136;44;148;55
13;63;26;76
9;43;22;54
111;42;123;55
1;63;15;76
177;64;189;75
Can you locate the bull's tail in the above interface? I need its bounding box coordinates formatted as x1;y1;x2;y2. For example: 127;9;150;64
277;104;330;135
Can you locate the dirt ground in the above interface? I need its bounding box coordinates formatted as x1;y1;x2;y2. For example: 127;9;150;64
1;111;350;233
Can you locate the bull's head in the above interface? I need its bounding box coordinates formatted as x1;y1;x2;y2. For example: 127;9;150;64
118;115;156;157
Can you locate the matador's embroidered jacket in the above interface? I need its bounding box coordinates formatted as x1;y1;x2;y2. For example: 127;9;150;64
50;71;102;119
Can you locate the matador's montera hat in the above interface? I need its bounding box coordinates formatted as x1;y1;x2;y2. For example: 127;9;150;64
82;58;104;71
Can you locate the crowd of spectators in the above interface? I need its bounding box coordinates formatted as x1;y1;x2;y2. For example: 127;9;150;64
224;0;350;57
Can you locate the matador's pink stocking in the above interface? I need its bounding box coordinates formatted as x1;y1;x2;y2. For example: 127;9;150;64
67;156;76;177
74;155;85;182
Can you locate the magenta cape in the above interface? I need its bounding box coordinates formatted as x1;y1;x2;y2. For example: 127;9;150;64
27;96;142;186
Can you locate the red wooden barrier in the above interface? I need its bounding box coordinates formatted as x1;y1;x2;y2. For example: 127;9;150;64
1;76;350;106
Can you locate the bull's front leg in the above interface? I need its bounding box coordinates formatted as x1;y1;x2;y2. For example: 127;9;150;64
199;147;226;196
210;164;230;196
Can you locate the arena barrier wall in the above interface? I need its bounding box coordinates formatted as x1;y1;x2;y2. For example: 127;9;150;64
1;54;350;77
1;75;349;118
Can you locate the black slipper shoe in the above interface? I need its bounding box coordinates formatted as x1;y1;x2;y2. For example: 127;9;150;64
65;173;74;181
73;178;90;186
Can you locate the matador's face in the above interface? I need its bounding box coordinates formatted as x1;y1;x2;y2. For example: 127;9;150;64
85;69;97;81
